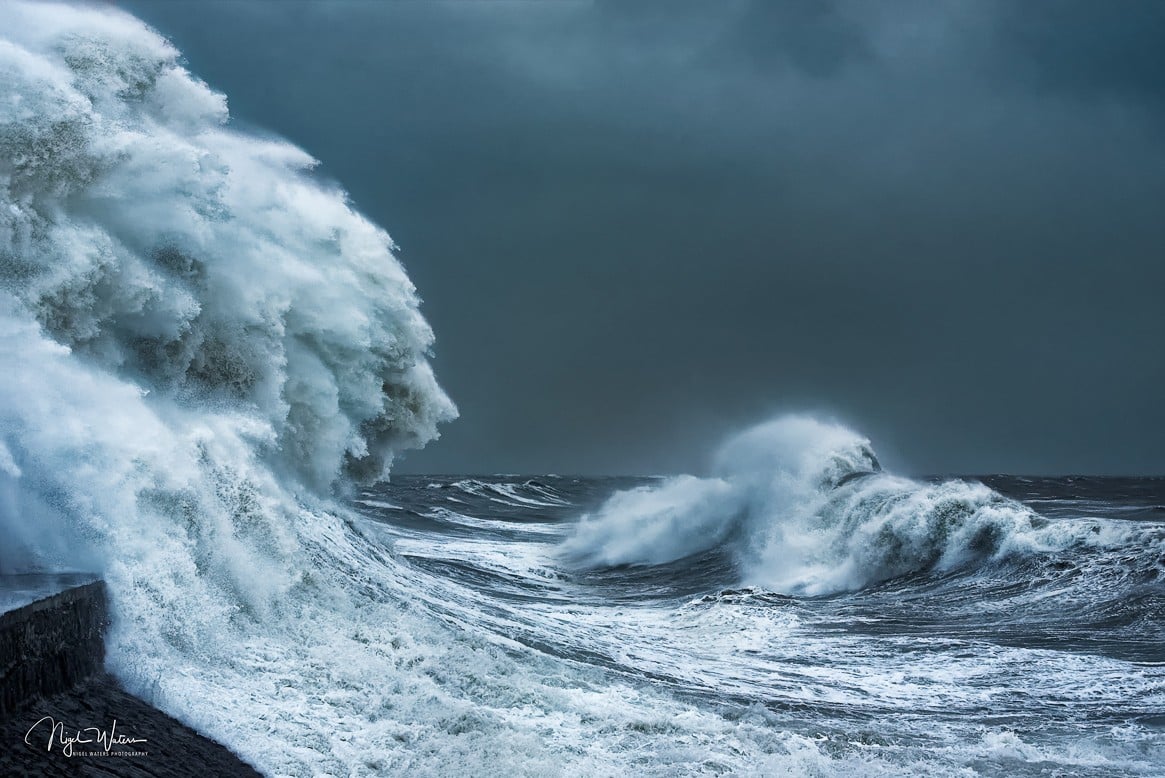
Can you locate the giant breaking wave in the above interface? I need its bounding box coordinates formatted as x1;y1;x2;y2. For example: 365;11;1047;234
0;3;530;773
0;0;458;575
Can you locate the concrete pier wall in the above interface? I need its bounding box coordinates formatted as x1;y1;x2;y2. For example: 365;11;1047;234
0;578;107;719
0;576;262;776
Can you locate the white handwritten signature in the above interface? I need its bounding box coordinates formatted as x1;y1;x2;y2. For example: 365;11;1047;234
25;717;148;757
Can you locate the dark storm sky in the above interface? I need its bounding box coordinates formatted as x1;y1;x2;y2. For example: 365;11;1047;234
117;0;1165;476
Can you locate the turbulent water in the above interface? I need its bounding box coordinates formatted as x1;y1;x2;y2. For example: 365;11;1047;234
1;3;1163;776
363;422;1165;776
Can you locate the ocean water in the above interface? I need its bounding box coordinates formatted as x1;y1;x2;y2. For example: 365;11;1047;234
358;464;1165;776
1;3;1163;776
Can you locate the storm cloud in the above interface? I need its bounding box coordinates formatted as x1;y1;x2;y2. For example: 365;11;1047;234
117;0;1165;475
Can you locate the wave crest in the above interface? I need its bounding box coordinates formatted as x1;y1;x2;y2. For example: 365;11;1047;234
0;0;455;666
562;416;1042;595
0;0;455;496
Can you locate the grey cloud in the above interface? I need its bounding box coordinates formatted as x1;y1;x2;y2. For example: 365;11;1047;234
710;0;873;78
115;0;1165;475
989;0;1165;108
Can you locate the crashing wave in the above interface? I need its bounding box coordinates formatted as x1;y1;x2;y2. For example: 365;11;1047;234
562;416;1045;595
0;0;456;488
0;0;456;570
0;0;462;700
0;3;473;771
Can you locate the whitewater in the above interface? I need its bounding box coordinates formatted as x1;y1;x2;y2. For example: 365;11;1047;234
1;4;1162;776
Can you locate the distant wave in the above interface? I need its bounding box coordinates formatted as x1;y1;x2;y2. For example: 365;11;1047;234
562;416;1056;595
440;478;572;508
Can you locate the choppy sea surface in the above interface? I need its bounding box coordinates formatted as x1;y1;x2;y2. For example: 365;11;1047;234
355;470;1165;776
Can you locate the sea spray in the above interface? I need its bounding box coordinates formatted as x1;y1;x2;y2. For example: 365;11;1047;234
0;3;485;772
562;416;1048;594
0;0;456;573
